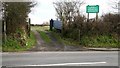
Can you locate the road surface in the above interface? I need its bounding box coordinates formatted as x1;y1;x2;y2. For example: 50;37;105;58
2;51;119;67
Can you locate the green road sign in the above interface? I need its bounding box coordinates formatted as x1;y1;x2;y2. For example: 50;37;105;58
86;5;99;13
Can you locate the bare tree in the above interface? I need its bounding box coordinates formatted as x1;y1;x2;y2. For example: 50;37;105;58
53;0;84;36
118;0;120;14
109;0;120;13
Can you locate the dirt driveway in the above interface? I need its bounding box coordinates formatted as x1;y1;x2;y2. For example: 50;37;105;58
28;30;88;51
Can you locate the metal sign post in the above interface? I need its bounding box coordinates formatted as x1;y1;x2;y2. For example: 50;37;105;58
87;13;89;22
96;13;98;21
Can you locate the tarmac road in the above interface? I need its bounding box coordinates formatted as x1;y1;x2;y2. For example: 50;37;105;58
2;51;119;67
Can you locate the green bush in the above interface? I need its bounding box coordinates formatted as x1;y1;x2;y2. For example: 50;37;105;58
2;31;36;52
2;37;21;51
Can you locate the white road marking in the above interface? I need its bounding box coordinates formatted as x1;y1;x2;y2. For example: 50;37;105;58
21;62;107;66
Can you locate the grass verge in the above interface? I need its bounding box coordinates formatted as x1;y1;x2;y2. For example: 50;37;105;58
38;31;51;43
50;31;62;44
62;38;80;46
0;46;2;52
32;26;51;44
50;31;80;46
2;31;36;52
80;35;119;48
50;31;119;48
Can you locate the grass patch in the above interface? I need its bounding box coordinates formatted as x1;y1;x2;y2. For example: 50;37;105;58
2;31;36;52
31;26;49;31
50;31;119;48
50;31;80;46
32;26;51;44
62;38;80;46
38;31;51;43
61;35;119;48
50;31;79;46
0;34;2;51
0;46;2;52
50;31;62;44
80;35;119;48
25;31;36;50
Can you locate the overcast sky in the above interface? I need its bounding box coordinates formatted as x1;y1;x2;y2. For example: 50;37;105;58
29;0;119;24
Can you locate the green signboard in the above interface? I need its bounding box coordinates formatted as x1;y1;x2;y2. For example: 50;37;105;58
86;5;99;13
